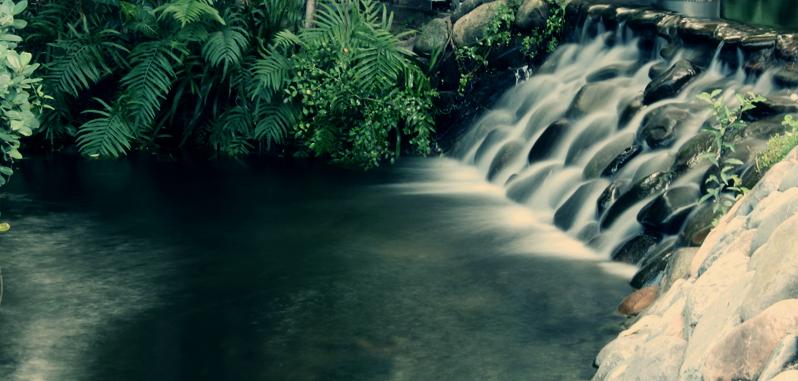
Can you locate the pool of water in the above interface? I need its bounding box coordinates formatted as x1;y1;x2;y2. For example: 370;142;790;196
0;156;631;381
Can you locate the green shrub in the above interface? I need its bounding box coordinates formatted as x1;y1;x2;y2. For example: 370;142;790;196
697;90;765;220
256;0;436;168
0;0;49;231
520;0;566;61
756;114;798;172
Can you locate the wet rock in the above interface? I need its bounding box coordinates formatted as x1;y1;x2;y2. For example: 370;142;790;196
413;18;451;57
742;94;798;122
505;162;559;203
611;232;660;264
743;114;793;139
514;0;548;31
566;82;618;118
680;201;715;246
618;286;658;316
777;33;798;62
603;144;642;177
672;132;714;174
601;171;675;229
565;117;615;164
676;18;720;45
487;140;525;181
583;133;636;179
597;179;630;217
473;127;511;164
702;300;798;381
453;0;507;47
528;119;568;162
586;64;627;83
638;185;700;233
637;104;692;148
775;66;798;88
741;33;778;53
659;44;679;61
619;97;644;128
643;60;699;105
648;62;669;80
554;180;605;231
577;222;599;242
631;238;679;289
759;335;798;381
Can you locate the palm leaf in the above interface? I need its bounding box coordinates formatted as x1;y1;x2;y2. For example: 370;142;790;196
76;98;134;158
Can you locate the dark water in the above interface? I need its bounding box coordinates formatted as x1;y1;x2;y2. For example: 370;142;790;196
0;156;631;381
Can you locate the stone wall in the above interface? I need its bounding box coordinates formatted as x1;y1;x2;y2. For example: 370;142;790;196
594;147;798;381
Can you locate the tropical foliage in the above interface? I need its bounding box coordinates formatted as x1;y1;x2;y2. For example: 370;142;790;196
22;0;434;167
256;0;436;168
0;0;49;232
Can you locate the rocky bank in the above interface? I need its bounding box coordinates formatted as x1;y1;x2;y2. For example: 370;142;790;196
595;147;798;381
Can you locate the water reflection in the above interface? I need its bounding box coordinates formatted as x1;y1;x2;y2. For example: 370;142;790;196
657;0;798;30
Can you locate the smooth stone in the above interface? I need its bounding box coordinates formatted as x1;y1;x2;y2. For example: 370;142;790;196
554;180;605;231
759;335;798;381
637;104;692;148
619;97;644;128
452;0;493;21
618;286;658;317
611;232;661;265
514;0;548;31
702;300;798;381
453;0;508;46
601;171;674;229
487;140;526;181
413;18;451;57
528;119;568;163
473;127;511;164
630;238;679;289
583;133;636;179
661;247;697;293
742;95;798;122
643;59;699;105
672;133;713;174
597;179;630;217
637;185;700;233
566;82;618;118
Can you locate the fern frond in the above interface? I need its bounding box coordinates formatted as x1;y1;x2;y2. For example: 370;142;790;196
45;27;128;97
208;105;253;156
202;25;249;76
120;40;185;129
76;98;134;158
254;102;297;148
156;0;225;27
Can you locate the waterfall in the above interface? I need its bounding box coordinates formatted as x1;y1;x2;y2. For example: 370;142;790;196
453;20;779;260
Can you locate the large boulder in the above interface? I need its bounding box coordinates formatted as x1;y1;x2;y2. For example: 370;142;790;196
701;300;798;381
514;0;548;31
643;59;699;105
739;209;798;320
637;185;701;233
452;0;492;21
741;94;798;122
453;0;508;47
413;18;451;57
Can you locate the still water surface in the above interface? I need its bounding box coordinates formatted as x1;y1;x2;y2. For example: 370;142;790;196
0;156;630;380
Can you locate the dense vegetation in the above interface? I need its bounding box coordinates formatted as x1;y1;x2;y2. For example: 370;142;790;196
20;0;435;168
0;0;48;232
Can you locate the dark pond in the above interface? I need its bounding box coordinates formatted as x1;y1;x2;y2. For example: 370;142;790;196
0;156;631;380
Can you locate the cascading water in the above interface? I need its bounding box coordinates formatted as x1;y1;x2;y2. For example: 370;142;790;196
453;18;779;262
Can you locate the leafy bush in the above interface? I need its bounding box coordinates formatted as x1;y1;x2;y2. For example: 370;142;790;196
756;114;798;172
256;0;436;168
0;0;48;231
697;90;765;219
520;0;566;61
454;1;515;95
